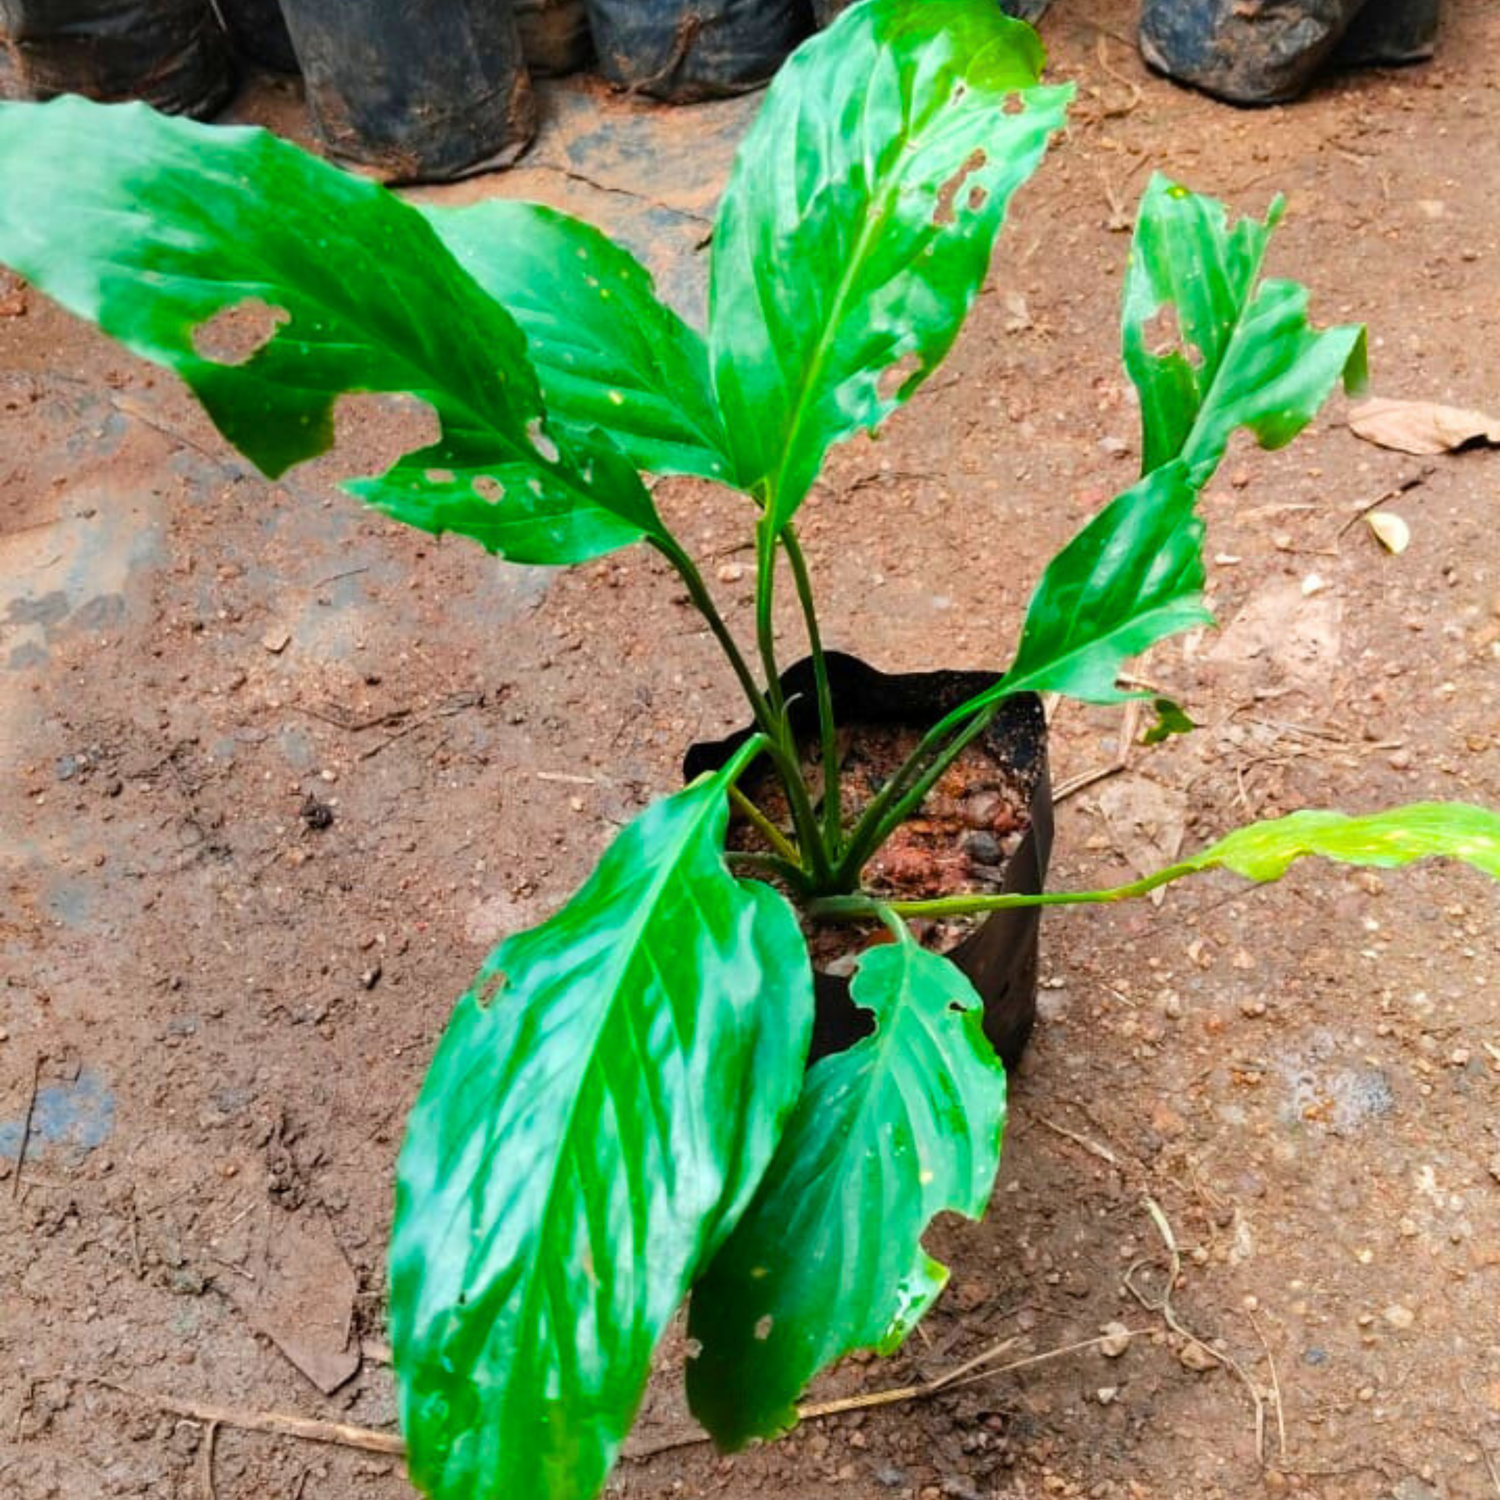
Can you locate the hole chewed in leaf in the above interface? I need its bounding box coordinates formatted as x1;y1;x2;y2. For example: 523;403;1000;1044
328;392;441;476
526;416;561;465
1142;302;1190;364
753;1315;774;1342
1002;92;1027;116
474;969;508;1010
932;148;987;227
473;475;503;502
966;183;989;214
424;468;456;486
876;350;924;405
192;298;289;366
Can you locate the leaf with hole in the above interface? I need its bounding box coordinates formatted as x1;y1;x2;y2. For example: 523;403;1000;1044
390;740;814;1500
1122;175;1367;485
710;0;1071;524
422;200;733;484
0;95;666;566
686;925;1005;1449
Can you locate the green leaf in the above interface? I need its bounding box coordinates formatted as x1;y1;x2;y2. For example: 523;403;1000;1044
1177;802;1500;886
710;0;1071;524
999;461;1211;705
1123;175;1367;484
1141;697;1197;745
686;925;1006;1450
389;740;814;1500
0;95;666;566
421;200;734;483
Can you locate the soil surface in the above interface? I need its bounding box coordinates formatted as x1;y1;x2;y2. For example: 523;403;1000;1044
3;3;1499;1498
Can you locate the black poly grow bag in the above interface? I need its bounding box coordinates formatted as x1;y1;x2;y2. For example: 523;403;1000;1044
685;652;1053;1072
1140;0;1440;105
586;0;812;102
515;0;592;77
216;0;298;73
0;0;232;116
277;0;537;183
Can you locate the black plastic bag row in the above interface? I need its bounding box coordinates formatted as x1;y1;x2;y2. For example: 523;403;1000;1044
0;0;232;117
1140;0;1440;105
587;0;812;102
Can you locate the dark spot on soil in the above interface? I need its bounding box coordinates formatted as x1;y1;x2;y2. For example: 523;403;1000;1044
301;796;335;831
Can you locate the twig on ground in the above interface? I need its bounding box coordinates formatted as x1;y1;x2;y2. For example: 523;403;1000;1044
1125;1197;1268;1465
1336;466;1434;540
1053;698;1143;803
97;1384;404;1457
1246;1309;1287;1463
11;1052;44;1199
1037;1115;1121;1168
198;1419;219;1500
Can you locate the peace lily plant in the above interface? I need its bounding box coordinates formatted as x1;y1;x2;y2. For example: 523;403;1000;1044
2;2;1496;1496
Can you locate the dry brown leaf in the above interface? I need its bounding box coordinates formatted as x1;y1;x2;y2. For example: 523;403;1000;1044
1348;396;1500;456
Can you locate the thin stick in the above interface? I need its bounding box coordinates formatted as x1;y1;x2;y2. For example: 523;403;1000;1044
1246;1309;1288;1463
1336;466;1434;539
1037;1116;1121;1168
1125;1197;1267;1465
98;1384;405;1457
11;1053;43;1198
198;1419;219;1500
1052;698;1142;804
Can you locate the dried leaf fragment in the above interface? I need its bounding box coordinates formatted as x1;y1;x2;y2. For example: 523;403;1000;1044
1348;396;1500;456
1365;511;1410;555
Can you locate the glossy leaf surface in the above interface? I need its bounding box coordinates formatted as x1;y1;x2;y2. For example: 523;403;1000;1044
1177;802;1500;885
422;200;733;483
710;0;1071;524
0;95;663;565
390;744;814;1500
1123;176;1367;484
687;926;1005;1449
994;462;1211;706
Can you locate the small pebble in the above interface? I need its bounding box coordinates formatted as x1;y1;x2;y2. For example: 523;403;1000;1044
1096;1386;1119;1405
1098;1321;1132;1358
716;561;744;583
1383;1303;1415;1330
1178;1340;1218;1372
1240;997;1267;1018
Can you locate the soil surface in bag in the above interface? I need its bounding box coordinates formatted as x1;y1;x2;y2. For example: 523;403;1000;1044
277;0;537;183
685;653;1051;1069
0;0;233;116
215;0;299;73
515;0;592;76
586;0;812;101
1138;0;1436;104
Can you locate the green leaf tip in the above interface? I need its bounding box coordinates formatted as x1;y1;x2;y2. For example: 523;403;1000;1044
1191;802;1500;885
0;93;665;568
710;0;1071;525
686;927;1005;1451
390;757;814;1500
1122;174;1367;486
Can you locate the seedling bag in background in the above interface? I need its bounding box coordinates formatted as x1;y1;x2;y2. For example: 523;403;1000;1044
277;0;537;183
215;0;299;73
586;0;811;101
0;0;232;116
515;0;592;76
1140;0;1439;104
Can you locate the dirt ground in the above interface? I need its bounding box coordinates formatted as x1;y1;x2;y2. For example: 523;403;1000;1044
3;2;1499;1496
